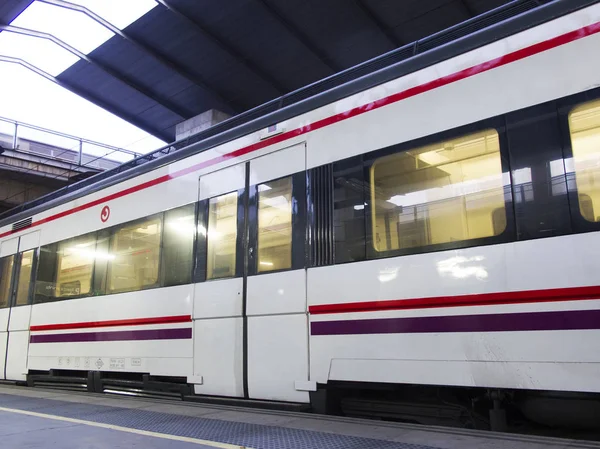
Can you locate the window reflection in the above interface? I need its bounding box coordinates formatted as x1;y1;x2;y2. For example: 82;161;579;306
15;250;34;306
35;233;98;302
0;256;14;308
57;235;99;297
568;100;600;222
206;192;238;280
108;218;161;293
163;204;195;286
370;129;507;251
436;255;488;280
512;167;534;203
258;177;293;272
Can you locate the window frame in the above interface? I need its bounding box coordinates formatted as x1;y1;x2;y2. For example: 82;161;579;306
558;87;600;234
362;117;515;261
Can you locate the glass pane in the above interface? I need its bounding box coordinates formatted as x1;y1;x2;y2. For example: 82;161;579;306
569;100;600;222
56;234;97;297
370;129;506;252
0;256;15;308
35;233;97;302
258;177;293;272
15;250;34;306
108;217;161;293
207;192;238;280
333;158;366;263
163;204;195;286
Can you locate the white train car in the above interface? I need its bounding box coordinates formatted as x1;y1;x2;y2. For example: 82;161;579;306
1;0;600;428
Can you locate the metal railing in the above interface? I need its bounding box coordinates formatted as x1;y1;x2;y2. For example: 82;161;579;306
0;116;142;170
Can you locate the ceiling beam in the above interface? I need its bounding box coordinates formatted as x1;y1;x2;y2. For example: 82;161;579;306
0;24;192;119
254;0;341;73
37;0;242;113
155;0;288;95
353;0;404;48
0;55;174;142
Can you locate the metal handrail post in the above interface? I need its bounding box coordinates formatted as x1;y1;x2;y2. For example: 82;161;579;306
12;123;18;149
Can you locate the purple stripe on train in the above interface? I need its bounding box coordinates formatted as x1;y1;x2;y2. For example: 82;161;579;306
30;327;192;343
310;309;600;336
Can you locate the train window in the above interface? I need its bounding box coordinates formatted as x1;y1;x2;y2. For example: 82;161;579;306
369;129;506;252
568;100;600;222
35;233;98;303
14;250;34;306
56;235;96;297
257;177;292;272
162;204;195;286
108;216;162;293
206;192;238;280
0;255;14;308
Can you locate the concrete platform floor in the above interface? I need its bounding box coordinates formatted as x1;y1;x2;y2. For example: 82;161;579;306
0;385;598;449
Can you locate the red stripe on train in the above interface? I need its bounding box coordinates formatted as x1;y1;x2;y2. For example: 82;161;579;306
29;314;192;332
2;20;600;240
308;285;600;315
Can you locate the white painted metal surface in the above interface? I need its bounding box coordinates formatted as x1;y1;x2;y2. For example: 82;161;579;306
8;306;31;332
0;238;18;257
193;317;244;397
249;143;306;186
247;270;306;316
17;231;40;252
193;278;243;319
5;331;29;381
199;164;246;201
248;313;309;402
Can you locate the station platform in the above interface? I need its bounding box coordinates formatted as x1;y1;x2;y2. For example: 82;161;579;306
0;385;597;449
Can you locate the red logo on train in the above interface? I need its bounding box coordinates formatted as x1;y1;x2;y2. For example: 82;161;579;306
100;205;111;223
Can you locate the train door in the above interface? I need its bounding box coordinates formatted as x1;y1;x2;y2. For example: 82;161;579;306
192;162;247;398
245;142;310;402
2;231;39;381
192;142;310;403
0;237;18;379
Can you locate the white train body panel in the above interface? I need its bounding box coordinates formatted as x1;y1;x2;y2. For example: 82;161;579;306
0;2;599;401
28;285;194;377
309;232;600;392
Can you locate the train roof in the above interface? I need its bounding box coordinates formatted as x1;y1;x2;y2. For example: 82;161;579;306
0;0;595;230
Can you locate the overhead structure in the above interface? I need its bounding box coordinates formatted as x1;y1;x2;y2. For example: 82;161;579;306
0;0;519;142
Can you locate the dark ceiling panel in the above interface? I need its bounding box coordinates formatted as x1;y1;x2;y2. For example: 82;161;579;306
88;35;225;117
125;5;281;111
0;0;32;24
261;0;396;70
468;0;516;15
390;0;472;43
168;0;335;92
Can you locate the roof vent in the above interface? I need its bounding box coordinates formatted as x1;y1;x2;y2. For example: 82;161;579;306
12;217;32;232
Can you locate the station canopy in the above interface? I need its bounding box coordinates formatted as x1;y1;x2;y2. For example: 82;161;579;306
0;0;518;143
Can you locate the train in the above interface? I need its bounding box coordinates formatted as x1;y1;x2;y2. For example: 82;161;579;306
1;0;600;431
